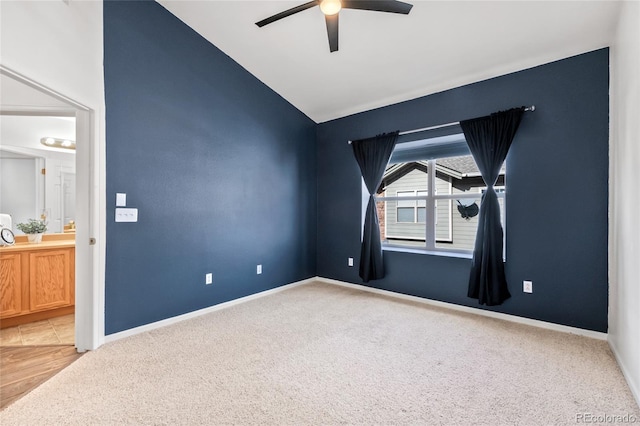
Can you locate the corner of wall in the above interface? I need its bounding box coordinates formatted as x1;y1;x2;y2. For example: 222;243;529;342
608;0;640;408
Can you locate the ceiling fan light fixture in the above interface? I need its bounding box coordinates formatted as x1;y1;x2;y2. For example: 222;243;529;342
320;0;341;16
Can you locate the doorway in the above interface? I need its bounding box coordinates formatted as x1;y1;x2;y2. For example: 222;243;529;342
0;65;102;352
0;115;76;346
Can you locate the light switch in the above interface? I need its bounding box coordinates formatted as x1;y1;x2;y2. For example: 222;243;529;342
116;193;127;207
115;208;138;222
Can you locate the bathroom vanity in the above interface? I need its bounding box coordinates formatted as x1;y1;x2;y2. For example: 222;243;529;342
0;233;75;328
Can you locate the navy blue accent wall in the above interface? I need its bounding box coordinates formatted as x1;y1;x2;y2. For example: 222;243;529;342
104;1;317;334
317;49;609;332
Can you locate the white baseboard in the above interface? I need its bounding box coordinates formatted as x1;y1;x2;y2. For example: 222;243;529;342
103;277;316;344
316;277;608;341
608;338;640;407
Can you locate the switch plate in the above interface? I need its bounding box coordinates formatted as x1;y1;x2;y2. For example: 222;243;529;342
348;257;354;267
257;264;262;275
115;208;138;222
116;193;127;207
523;280;533;293
205;273;212;285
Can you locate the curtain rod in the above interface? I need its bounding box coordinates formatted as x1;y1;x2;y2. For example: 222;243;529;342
348;105;535;144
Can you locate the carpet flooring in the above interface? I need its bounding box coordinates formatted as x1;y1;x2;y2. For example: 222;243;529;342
1;281;638;425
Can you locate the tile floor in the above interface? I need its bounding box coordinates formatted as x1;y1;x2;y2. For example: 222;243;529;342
0;315;74;346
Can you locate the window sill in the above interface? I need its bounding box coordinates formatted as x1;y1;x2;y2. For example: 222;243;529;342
382;245;473;259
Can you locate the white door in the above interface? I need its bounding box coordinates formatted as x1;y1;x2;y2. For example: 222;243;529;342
61;172;76;227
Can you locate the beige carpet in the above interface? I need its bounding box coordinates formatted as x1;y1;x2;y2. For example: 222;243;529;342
1;281;638;425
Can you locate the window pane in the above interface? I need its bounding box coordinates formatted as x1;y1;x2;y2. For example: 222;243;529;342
436;197;480;251
481;186;506;195
416;207;426;223
377;200;386;241
435;174;451;195
386;226;426;248
382;164;428;197
435;196;505;251
435;199;452;241
416;190;427;207
397;207;414;223
379;200;426;247
436;155;481;196
437;155;506;194
397;191;415;208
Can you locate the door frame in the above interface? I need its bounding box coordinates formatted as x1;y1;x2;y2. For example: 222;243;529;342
0;65;105;351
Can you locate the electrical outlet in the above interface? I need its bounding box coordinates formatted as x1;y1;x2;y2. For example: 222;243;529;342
348;257;354;267
205;273;213;285
257;264;262;275
523;280;533;293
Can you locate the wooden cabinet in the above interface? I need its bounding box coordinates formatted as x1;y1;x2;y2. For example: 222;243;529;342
29;249;74;312
0;237;75;328
0;253;23;317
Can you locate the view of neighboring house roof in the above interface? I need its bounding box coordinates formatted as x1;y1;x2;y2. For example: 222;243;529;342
439;155;507;177
437;156;481;177
381;155;506;191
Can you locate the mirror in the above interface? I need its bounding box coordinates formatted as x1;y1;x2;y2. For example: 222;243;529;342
0;115;76;234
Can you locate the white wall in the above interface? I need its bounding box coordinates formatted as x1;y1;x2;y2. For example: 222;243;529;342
0;1;104;111
0;156;38;230
0;0;106;350
0;115;76;151
609;0;640;406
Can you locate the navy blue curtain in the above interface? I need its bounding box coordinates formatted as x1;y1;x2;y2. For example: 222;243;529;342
351;132;399;282
460;108;524;305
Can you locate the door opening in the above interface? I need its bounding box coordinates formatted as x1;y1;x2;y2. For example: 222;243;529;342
0;65;103;352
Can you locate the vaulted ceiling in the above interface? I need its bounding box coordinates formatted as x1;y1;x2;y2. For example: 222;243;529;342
158;1;621;123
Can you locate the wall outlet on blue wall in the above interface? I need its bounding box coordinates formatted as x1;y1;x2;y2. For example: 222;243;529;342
257;264;262;275
523;280;533;293
205;273;213;285
348;258;354;267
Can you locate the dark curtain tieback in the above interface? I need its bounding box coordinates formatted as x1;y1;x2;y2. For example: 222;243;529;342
460;107;525;306
351;131;399;283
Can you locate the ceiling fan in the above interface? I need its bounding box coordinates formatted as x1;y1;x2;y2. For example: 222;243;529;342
256;0;413;53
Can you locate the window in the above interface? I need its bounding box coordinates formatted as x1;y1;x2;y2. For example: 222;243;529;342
374;132;506;255
396;191;427;223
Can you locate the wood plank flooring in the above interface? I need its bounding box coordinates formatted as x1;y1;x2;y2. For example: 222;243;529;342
0;345;83;410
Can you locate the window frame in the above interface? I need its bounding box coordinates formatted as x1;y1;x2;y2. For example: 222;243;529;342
395;190;428;224
375;159;506;257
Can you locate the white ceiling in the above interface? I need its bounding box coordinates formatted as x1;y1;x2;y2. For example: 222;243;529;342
0;115;76;159
0;71;77;158
160;1;621;123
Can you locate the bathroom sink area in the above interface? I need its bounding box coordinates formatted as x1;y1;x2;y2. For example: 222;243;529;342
0;233;75;329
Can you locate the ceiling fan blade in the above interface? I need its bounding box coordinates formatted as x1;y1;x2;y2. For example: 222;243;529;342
255;1;319;27
342;0;413;14
325;14;339;52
